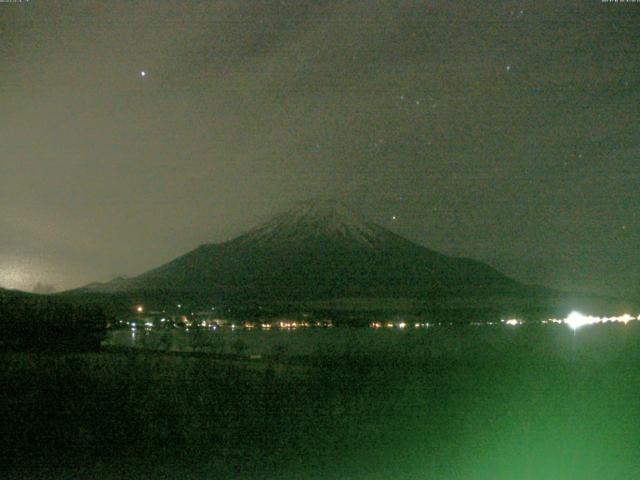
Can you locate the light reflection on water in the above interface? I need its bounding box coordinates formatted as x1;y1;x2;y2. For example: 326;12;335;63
104;320;640;361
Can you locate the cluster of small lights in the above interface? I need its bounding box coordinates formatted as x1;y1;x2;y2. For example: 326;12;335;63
275;321;332;329
125;305;638;334
123;314;333;331
539;319;564;325
503;318;522;326
370;321;431;329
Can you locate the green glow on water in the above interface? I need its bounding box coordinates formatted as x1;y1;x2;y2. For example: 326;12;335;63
7;323;640;479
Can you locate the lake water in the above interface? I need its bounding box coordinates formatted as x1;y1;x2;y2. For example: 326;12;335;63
103;321;640;362
8;321;640;479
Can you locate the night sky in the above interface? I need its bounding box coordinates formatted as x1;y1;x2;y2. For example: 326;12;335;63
1;0;639;296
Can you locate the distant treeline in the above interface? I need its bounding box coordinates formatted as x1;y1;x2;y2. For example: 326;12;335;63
0;292;109;351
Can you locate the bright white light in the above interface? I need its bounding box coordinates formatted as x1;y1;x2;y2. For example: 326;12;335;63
559;311;639;330
504;319;520;326
398;322;406;329
136;305;143;313
566;311;590;330
140;71;146;77
619;314;633;324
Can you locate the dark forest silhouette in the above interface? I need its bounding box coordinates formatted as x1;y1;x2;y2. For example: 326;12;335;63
0;290;109;352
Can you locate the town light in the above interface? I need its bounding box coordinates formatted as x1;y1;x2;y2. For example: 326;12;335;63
565;311;589;331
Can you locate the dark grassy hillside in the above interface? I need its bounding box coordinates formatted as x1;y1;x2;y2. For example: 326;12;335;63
0;289;109;351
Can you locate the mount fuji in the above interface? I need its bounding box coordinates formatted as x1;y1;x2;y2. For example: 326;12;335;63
75;200;529;310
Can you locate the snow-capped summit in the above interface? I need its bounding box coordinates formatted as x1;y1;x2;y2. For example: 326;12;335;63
233;199;399;249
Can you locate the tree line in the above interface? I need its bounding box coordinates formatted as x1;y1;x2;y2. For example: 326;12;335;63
0;292;109;351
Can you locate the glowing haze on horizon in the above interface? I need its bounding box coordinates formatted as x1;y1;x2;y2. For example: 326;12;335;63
1;1;639;294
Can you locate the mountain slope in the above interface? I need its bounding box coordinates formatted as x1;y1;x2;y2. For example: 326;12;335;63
78;200;525;304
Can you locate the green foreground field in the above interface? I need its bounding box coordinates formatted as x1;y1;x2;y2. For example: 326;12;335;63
2;324;640;479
